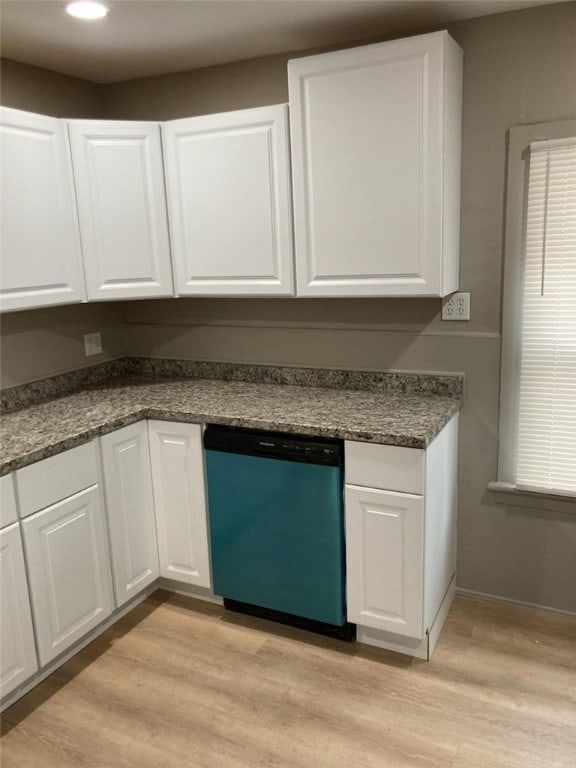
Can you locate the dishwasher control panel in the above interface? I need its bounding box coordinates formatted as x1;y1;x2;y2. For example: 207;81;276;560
204;425;343;466
253;436;341;463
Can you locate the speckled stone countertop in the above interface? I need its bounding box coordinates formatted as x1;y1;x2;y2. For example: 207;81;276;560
0;375;462;476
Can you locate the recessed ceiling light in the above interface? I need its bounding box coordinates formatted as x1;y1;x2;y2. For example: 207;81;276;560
66;1;109;20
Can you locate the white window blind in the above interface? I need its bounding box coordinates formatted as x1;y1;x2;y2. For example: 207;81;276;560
515;137;576;496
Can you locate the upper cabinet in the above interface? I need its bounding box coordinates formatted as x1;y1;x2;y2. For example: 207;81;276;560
1;31;463;310
163;104;295;296
68;121;173;300
288;31;463;297
0;107;86;312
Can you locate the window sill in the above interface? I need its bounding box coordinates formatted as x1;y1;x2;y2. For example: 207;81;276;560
486;481;576;515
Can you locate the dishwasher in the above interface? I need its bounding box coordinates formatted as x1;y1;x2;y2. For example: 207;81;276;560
204;425;354;640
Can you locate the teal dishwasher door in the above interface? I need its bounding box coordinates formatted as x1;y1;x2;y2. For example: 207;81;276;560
205;449;345;626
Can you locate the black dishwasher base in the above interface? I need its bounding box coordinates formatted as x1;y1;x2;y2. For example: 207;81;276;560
223;598;356;642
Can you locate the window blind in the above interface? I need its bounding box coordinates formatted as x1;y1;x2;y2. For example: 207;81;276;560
515;137;576;496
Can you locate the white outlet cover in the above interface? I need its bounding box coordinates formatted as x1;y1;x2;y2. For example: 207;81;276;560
442;292;470;321
84;332;103;356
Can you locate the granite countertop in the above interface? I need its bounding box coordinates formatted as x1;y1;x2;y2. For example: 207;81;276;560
0;375;462;476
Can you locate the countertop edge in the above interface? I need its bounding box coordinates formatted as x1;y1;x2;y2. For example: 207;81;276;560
1;396;462;476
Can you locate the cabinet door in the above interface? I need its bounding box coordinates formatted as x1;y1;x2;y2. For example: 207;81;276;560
22;486;114;666
0;107;86;312
68;121;173;300
163;104;294;296
0;523;38;700
148;421;211;587
289;31;461;297
100;422;159;607
345;485;424;638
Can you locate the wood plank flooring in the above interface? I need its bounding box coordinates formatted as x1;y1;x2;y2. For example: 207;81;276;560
1;591;575;768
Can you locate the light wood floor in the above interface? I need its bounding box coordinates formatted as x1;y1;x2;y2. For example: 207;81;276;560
1;591;575;768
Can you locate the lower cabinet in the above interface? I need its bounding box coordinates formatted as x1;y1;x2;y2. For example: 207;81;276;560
100;422;159;606
344;486;424;639
22;485;114;666
0;523;38;699
1;413;456;712
344;415;458;656
148;421;212;588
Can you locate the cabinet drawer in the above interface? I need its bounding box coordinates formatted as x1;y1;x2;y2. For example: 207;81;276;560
345;441;424;494
16;442;98;519
0;474;18;528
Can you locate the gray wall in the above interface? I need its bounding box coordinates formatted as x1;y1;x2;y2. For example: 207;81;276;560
0;58;105;118
0;304;125;389
1;3;575;612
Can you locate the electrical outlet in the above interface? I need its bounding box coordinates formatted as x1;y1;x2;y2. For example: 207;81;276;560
442;292;470;321
84;332;103;356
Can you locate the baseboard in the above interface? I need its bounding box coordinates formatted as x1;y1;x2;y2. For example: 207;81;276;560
428;575;457;656
455;587;576;619
357;575;456;661
1;585;156;713
10;578;570;714
157;578;223;605
356;626;429;660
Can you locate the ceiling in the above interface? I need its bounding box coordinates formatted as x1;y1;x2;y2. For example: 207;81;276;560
0;0;562;84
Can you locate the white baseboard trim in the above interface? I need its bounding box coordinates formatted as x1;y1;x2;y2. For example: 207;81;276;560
357;575;456;661
17;579;572;715
2;580;225;713
356;626;429;660
157;578;223;605
1;585;156;713
428;576;457;657
455;587;576;619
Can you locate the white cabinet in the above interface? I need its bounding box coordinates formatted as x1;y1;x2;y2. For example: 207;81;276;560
148;421;211;587
68;121;173;300
16;440;98;519
100;422;159;606
345;486;424;638
0;107;86;312
163;105;294;296
22;485;114;666
0;523;38;699
288;31;463;297
344;415;458;658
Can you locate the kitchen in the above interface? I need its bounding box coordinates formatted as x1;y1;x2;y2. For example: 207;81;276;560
0;1;575;766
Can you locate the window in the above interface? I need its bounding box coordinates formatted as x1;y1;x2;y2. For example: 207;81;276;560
496;120;576;500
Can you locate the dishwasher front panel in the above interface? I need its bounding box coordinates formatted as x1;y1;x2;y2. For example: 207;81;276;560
205;450;345;626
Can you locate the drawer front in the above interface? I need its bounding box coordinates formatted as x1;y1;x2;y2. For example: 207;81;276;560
0;474;18;528
345;441;424;494
16;441;98;519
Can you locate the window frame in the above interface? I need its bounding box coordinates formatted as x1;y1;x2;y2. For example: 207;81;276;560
493;118;576;508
